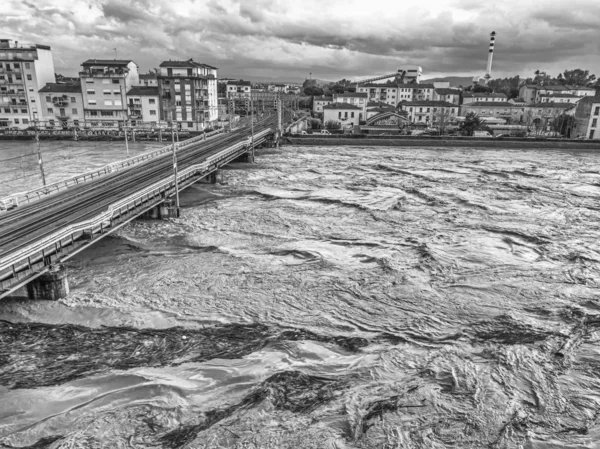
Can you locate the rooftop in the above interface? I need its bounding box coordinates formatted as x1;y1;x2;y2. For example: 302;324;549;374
463;92;507;98
139;73;157;79
527;102;577;108
227;80;252;86
400;101;458;107
158;59;216;69
463;102;517;107
323;102;362;110
539;93;580;98
335;92;368;98
81;59;134;67
315;96;333;101
127;86;159;96
434;88;461;95
39;80;82;93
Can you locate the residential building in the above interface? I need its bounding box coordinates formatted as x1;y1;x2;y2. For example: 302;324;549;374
519;83;597;105
226;80;252;98
126;86;159;125
270;84;288;93
323;102;362;127
0;39;56;129
39;80;84;127
79;59;139;128
357;83;435;106
432;88;461;105
399;101;458;125
332;92;368;118
138;73;158;87
313;95;333;114
462;92;507;104
158;59;219;130
538;93;582;104
461;102;523;122
522;102;576;130
571;96;600;140
508;98;527;106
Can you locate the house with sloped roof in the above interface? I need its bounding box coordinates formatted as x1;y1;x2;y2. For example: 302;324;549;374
462;92;507;105
399;101;458;125
323;102;363;127
39;80;84;127
126;86;159;125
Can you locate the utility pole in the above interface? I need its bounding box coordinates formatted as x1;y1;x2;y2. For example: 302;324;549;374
171;128;180;217
120;84;129;157
250;94;255;162
35;121;46;186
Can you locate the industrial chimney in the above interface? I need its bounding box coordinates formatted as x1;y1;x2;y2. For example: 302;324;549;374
485;31;496;81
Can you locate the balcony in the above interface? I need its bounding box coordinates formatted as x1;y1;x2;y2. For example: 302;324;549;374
79;70;126;78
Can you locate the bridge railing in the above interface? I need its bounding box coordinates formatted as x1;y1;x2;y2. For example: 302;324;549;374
0;128;225;211
0;128;272;272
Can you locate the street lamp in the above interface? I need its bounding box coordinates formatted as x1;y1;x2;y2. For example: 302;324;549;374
171;127;180;217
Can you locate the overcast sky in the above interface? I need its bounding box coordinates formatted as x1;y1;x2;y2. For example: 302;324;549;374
3;0;600;82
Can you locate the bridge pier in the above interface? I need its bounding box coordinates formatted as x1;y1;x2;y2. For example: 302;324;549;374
140;199;179;219
13;265;70;301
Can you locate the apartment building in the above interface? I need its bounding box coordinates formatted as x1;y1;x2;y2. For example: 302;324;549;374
462;92;507;104
79;59;139;128
158;59;219;130
226;80;252;98
126;86;159;125
399;101;458;125
432;88;461;105
332;92;368;118
461;102;522;122
570;96;600;139
0;39;56;129
519;84;597;105
39;80;84;127
138;73;158;87
357;83;435;106
313;95;333;114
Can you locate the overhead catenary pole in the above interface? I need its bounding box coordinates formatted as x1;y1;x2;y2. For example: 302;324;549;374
250;94;255;162
171;127;180;217
35;121;46;186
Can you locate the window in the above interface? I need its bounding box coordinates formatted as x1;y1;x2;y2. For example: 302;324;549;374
89;99;97;105
112;79;120;84
23;118;29;124
590;130;595;139
25;63;30;69
101;111;113;116
104;100;113;106
4;108;9;113
338;111;342;118
113;90;120;95
27;74;32;81
71;97;76;103
87;89;95;95
176;101;182;106
89;110;98;116
351;112;354;118
103;89;111;95
13;63;20;69
187;121;193;127
593;118;598;128
86;79;94;84
21;108;26;113
149;98;156;104
72;108;77;114
30;98;35;103
595;107;600;116
150;110;156;115
14;119;19;124
47;108;53;114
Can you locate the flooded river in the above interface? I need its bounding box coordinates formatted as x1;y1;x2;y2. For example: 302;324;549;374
1;142;600;448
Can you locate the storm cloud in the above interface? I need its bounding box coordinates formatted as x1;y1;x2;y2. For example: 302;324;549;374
2;0;600;81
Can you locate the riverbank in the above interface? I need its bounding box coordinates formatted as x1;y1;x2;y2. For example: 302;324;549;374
288;136;600;149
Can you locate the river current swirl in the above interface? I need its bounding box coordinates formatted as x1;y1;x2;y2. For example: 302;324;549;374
1;144;600;448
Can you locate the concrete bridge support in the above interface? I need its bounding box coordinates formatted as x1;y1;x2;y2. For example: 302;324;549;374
20;265;70;300
140;199;179;219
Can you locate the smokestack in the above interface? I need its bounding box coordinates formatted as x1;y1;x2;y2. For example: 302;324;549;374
485;31;496;81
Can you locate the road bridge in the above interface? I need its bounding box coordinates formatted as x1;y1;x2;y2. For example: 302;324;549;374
0;112;291;300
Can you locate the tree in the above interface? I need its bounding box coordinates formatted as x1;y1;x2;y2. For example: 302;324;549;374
432;107;453;135
551;113;574;137
459;112;483;136
561;69;596;86
303;85;324;96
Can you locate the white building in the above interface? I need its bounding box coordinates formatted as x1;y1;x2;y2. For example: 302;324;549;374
357;83;435;106
79;59;140;128
462;92;507;104
323;102;362;127
313;95;333;114
399;101;458;125
226;80;252;98
126;86;159;125
0;39;56;129
332;92;368;118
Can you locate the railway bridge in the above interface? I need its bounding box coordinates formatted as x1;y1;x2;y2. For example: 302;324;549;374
0;113;291;300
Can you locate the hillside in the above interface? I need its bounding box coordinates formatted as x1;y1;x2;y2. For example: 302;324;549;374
423;76;474;87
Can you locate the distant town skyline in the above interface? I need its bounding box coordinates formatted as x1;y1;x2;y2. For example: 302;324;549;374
4;0;600;83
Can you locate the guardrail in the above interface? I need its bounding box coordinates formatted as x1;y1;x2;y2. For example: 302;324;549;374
0;128;225;211
0;128;272;272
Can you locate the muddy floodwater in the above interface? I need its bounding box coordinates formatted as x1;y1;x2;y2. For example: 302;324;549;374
1;143;600;448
